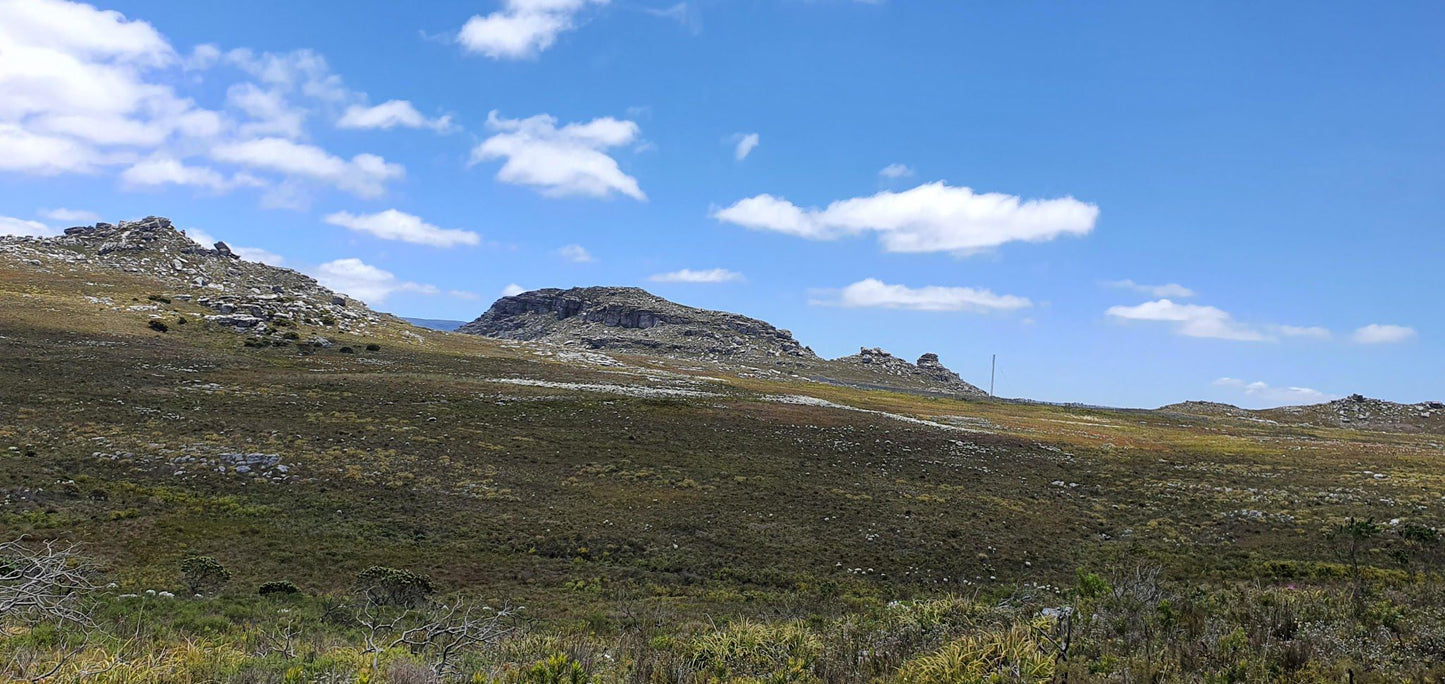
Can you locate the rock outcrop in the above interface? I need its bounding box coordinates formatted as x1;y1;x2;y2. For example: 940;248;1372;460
460;287;817;362
0;216;386;338
834;348;987;396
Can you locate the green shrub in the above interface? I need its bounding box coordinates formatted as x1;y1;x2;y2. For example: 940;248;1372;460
282;331;300;340
257;580;300;597
339;346;354;354
180;555;230;595
365;343;381;352
148;320;169;333
354;566;434;607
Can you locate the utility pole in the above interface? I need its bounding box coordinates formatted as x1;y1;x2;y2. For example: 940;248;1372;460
989;354;996;397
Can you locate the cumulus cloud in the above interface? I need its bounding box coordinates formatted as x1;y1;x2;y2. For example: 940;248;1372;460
0;1;421;206
324;209;480;248
502;283;527;296
1352;324;1417;345
557;244;594;262
211;138;403;198
337;100;453;132
650;268;744;284
713;182;1097;255
312;258;438;305
1105;279;1195;298
471;111;644;200
814;278;1031;312
0;0;211;174
731;132;759;161
0;215;59;238
38;208;100;223
458;0;608;60
1106;299;1267;342
1213;377;1337;407
879;163;914;179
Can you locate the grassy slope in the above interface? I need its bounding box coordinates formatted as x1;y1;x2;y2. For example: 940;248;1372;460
2;258;1445;680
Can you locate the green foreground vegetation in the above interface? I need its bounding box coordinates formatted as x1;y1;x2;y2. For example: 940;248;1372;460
2;263;1444;681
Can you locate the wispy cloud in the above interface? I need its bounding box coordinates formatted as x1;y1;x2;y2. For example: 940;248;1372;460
650;268;744;283
731;132;760;161
557;244;594;263
813;278;1031;312
1105;279;1195;299
1213;377;1337;407
1106;299;1330;342
878;163;914;179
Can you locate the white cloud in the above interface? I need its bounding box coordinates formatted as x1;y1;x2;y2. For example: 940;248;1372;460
645;2;701;33
713;181;1097;255
231;245;285;266
457;0;608;60
471;111;644;200
649;268;744;284
1106;279;1195;299
0;0;223;174
38;208;100;223
226;82;306;139
502;283;527;296
1274;324;1332;340
448;289;481;300
732;132;759;161
211;138;403;198
557;243;593;262
0;1;422;208
221;47;348;104
120;155;254;191
183;226;284;265
1106;299;1268;342
324;209;480;248
0;215;59;238
879;163;914;179
337;100;453;132
1352;324;1417;345
1213;377;1337;407
312;258;438;305
815;278;1031;312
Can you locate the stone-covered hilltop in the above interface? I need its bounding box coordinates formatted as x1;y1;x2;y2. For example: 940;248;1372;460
0;215;387;338
460;286;991;398
835;347;986;396
1159;394;1445;434
460;286;819;362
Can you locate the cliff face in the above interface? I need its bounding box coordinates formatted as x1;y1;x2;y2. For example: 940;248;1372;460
459;287;818;362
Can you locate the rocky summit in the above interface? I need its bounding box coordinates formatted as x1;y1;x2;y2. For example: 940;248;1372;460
459;286;819;362
835;348;986;397
0;216;389;340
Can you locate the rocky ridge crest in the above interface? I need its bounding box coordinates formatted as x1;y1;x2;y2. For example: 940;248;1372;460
460;286;818;362
0;216;383;337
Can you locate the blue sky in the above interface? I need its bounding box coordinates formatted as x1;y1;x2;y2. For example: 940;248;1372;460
1;0;1441;408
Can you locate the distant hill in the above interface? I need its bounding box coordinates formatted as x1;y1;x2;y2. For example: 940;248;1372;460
1159;394;1445;434
460;286;986;397
403;317;466;331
